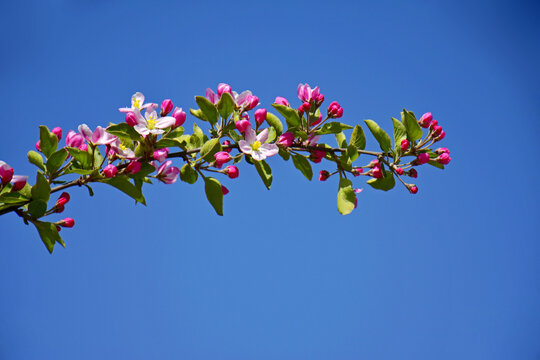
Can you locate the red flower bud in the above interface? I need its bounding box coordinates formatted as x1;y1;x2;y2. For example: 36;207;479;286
52;127;63;141
319;170;330;181
395;167;404;175
223;140;232;153
225;165;239;179
125;112;138;126
254;108;267;126
408;185;418;194
103;164;117;178
126;161;142;174
408;168;418;178
400;139;410;152
371;166;383;178
221;185;229;195
59;217;75;228
56;192;70;207
419;113;432;128
416;153;430;165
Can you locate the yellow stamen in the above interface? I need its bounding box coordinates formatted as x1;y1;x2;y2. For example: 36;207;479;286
119;144;127;151
252;140;261;151
133;98;140;109
147;116;157;130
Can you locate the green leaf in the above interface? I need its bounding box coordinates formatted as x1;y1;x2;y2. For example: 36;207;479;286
27;151;45;171
31;172;51;202
164;126;185;139
199;138;222;162
254;160;273;190
155;138;184;149
101;175;146;205
195;96;219;125
67;147;92;169
28;199;47;218
314;122;353;135
292;154;313;181
266;126;277;143
179;164;198;184
337;178;356;215
392;117;408;153
346;144;359;162
33;221;63;253
0;192;30;204
350;125;366;150
92;147;103;169
366;169;396;191
278;148;290;161
46;149;68;175
271;104;300;128
428;160;445;169
39;125;58;158
217;92;235;120
204;177;223;216
402;109;423;141
106;123;141;141
266;112;283;135
335;132;347;148
190;123;204;148
364;119;391;152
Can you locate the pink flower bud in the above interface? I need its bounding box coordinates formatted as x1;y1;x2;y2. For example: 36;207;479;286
400;139;410;152
302;102;311;112
408;168;418;178
435;130;446;141
371;166;383;178
277;132;294;148
59;218;75;228
319;170;330;181
437;153;451;165
312;92;325;106
56;192;70;207
55;204;65;213
153;148;169;162
160;99;173;116
352;168;363;177
240;112;250;120
432;125;442;137
52;127;63;141
223;140;232;153
125;112;138;126
221;185;229;195
416;153;430;165
245;95;259;111
126;161;142;174
217;83;232;97
80;144;88;151
235;119;251;133
56;225;61;232
311;114;323;126
274;97;289;106
430;120;438;129
327;101;343;118
368;159;379;168
35;141;41;152
103;164;117;178
408;185;418;194
310;149;326;163
214;151;231;168
297;105;305;117
65;130;85;148
172;107;187;127
419;112;432;128
395;167;404;175
0;161;14;184
254;108;267;126
225;165;239;179
435;147;450;155
11;175;27;191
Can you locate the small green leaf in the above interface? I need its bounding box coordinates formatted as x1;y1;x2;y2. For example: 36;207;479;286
199;138;222;162
101;175;146;205
337;178;356;215
106;123;141;141
164;126;185;139
190;123;204;148
27;151;45;170
366;169;396;191
278;148;290;161
67;147;92;169
292;154;313;181
346;144;359;162
46;149;69;175
350;125;366;150
266;126;277;143
266;112;283;135
28;199;47;218
335;132;347;148
39;125;58;158
180;164;198;184
155;138;184;149
428;160;445;169
0;192;30;204
314;122;353;135
392;117;408;153
254;160;273;190
364;119;392;152
272;104;300;128
195;96;219;125
92;147;103;169
190;108;207;122
204;177;223;216
217;92;235;120
402;109;423;141
31;172;51;202
33;221;63;253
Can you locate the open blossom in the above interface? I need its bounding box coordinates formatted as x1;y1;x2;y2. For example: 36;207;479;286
133;108;176;136
274;96;289;106
119;92;154;113
153;148;169;162
238;128;279;161
156;160;179;184
11;175;28;191
297;83;322;103
78;125;117;145
65;130;86;149
0;161;14;184
206;88;219;104
110;139;136;159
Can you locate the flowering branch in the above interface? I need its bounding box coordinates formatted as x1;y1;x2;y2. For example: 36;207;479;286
0;83;451;253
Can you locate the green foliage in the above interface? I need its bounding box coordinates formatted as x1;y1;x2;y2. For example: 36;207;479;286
106;123;141;141
337;178;356;215
204;177;223;216
199;139;222;162
392;117;407;154
366;169;396;191
46;149;68;175
33;221;64;253
39;125;58;158
272;104;300;128
101;176;146;205
195;96;219;125
266;112;283;135
402;109;423;141
314;122;353;135
292;154;313;181
350;125;366;150
254;160;273;190
27;151;45;171
217;92;235;120
364;119;391;152
180;164;198;184
31;172;51;202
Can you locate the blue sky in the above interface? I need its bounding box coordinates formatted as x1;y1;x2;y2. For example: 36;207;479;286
1;0;539;359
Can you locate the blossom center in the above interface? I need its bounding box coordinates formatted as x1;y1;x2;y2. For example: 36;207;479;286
252;141;262;151
119;144;127;151
133;99;141;109
147;116;157;130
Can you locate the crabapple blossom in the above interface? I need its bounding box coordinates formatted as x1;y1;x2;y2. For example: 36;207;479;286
419;112;432;128
52;127;63;141
225;165;239;179
172;107;186;127
223;140;232;153
0;161;14;184
221;185;229;195
119;92;153;113
371;166;383;179
214;152;231;168
408;185;418;194
126;161;142;174
238;128;279;161
78;125;117;145
416;153;430;165
153;148;169;162
217;83;232;97
235;119;251;133
254;108;267;125
156;160;180;184
56;192;70;207
65;130;86;149
408;169;418;178
277;132;294;147
395;168;404;175
319;170;330;181
161;99;173;116
58;218;75;228
400;139;410;152
103;164;117;178
352;168;363;176
133;108;176;136
11;175;27;191
110;139;136;159
206;88;219;104
274;97;289;106
327;101;343;118
435;147;450;155
437;153;451;165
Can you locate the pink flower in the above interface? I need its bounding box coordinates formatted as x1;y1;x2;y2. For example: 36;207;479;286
400;139;410;152
302;102;311;112
232;90;253;107
103;164;117;178
78;124;117;145
221;185;229;195
156;160;180;184
244;95;259;111
369;159;379;168
297;83;321;103
371;166;383;178
254;108;267;126
277;132;294;148
172;107;186;127
436;130;446;141
408;169;418;178
235;119;251;133
110;139;136;159
310;149;326;163
217;83;232;97
58;218;75;228
352;168;363;176
311;114;323;126
416;153;430;165
35;141;41;152
327;101;343;118
161;99;173;116
432;125;443;137
435;147;450;155
11;175;27;191
0;161;14;184
353;188;363;209
65;130;86;149
395;168;404;175
223;140;232;153
119;92;154;113
419;113;432;128
214;151;231;168
52;127;63;141
238;128;279;161
126;161;142;174
56;192;70;207
133;108;176;136
274;97;289;106
319;170;330;181
225;165;239;179
206;88;219;104
153;148;169;162
437;153;451;165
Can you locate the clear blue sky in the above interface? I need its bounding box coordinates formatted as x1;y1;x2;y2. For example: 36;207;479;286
1;0;539;359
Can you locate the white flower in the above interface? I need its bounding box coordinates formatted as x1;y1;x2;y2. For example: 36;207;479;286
133;108;176;136
238;128;279;161
118;92;155;113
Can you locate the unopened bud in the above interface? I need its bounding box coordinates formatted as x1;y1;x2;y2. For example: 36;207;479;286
225;165;239;179
214;152;231;168
419;113;433;128
254;108;267;126
408;185;418;194
161;99;174;116
400;139;410;152
371;166;383;178
52;127;63;141
319;170;330;181
416;153;430;165
221;185;229;195
235;119;251;133
408;168;418;178
103;164;117;178
58;217;75;228
223;140;232;153
126;161;142;174
56;192;70;207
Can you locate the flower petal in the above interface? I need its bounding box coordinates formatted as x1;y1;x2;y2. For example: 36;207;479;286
251;150;266;161
156;116;176;129
78;124;93;141
134;124;150;136
238;140;252;154
260;143;279;157
244;127;256;143
256;128;269;143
